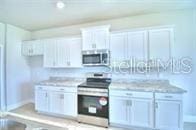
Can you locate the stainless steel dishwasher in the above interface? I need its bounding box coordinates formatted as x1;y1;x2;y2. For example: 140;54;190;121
0;119;26;130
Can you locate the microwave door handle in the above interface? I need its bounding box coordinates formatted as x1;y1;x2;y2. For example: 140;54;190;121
100;53;103;64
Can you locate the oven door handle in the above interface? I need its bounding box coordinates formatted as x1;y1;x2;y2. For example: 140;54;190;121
78;92;108;97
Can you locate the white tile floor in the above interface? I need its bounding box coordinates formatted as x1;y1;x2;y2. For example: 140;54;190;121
6;103;196;130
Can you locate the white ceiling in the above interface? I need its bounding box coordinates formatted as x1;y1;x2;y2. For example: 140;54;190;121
0;0;195;31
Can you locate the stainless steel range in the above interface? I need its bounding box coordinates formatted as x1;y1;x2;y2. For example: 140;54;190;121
77;73;111;127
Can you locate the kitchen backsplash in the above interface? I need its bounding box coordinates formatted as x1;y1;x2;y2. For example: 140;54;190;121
29;56;163;83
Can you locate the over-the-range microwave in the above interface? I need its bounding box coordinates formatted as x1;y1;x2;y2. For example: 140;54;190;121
82;49;110;66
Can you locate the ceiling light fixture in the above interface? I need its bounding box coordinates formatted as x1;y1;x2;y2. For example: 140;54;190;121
56;1;65;9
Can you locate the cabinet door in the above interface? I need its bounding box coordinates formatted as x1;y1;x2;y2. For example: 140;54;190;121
64;92;77;117
32;40;43;55
35;90;49;112
22;42;32;56
50;91;65;115
110;96;131;125
155;100;181;130
69;38;82;68
149;28;173;62
56;38;69;67
131;98;153;128
43;39;56;67
94;29;109;50
82;30;93;50
110;33;127;63
127;31;148;61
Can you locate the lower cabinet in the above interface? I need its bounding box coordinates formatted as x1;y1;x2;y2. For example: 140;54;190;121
109;90;153;128
109;90;183;130
155;93;182;130
35;85;77;118
35;89;49;112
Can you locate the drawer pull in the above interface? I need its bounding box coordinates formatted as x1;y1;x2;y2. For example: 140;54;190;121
165;96;173;98
60;89;65;91
126;93;133;96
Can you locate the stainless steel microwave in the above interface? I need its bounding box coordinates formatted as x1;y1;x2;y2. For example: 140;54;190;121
82;50;110;66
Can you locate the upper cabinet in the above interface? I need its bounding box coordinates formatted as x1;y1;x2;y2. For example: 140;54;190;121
43;37;82;68
110;26;173;67
149;28;173;62
110;30;148;66
22;40;44;56
81;25;110;51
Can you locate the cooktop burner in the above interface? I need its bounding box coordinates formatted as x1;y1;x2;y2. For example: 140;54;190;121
78;77;111;89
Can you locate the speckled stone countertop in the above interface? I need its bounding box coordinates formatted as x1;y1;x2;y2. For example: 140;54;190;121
36;77;84;87
110;80;186;93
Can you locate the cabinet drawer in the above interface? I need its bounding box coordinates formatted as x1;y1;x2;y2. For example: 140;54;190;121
155;93;182;101
50;86;77;93
110;90;153;99
35;85;49;91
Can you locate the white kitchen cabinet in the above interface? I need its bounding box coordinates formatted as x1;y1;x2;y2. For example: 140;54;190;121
155;93;182;130
110;31;148;67
35;89;49;112
22;40;43;56
68;38;82;68
43;39;56;67
131;98;153;128
110;96;131;125
110;33;127;62
63;92;77;117
109;90;153;128
127;31;148;61
56;38;69;67
35;85;77;118
149;28;173;62
43;37;82;68
50;91;65;115
81;25;110;51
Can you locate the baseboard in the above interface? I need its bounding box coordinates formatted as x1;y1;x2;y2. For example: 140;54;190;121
7;99;34;111
184;115;196;123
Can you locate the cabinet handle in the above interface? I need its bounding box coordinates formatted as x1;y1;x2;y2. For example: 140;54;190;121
155;102;158;108
67;62;70;66
60;94;64;99
165;95;173;98
94;44;96;49
126;93;133;96
129;100;132;106
127;100;132;106
45;93;48;97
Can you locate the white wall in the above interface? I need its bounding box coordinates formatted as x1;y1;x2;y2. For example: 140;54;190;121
0;23;5;45
30;9;196;118
6;24;32;110
0;22;5;111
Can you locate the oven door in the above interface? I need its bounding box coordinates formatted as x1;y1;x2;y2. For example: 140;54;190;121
78;94;108;118
82;54;101;65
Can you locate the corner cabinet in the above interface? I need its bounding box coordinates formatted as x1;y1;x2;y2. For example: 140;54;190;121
22;40;44;56
109;90;153;128
43;37;82;68
35;85;77;118
81;25;110;51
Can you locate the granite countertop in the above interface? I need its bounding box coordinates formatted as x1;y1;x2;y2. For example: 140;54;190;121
36;77;84;87
110;80;186;93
